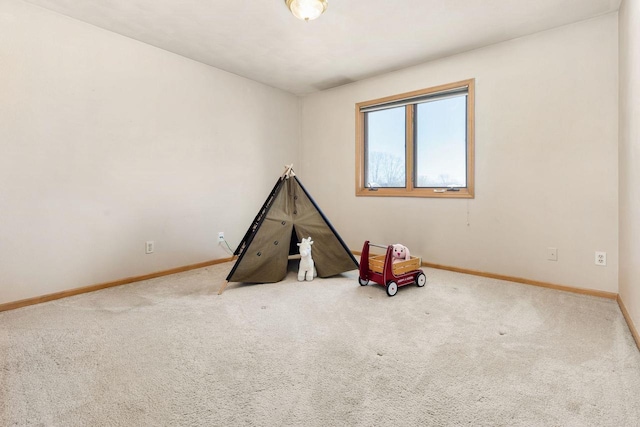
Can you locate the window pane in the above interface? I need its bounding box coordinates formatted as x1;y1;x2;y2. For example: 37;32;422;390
365;107;406;188
415;96;467;188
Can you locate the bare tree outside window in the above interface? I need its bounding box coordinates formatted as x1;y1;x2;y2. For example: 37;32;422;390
366;151;405;187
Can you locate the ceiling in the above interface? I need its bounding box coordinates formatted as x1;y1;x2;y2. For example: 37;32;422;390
23;0;621;95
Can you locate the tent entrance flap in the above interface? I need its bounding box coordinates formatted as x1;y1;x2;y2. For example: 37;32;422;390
222;167;358;290
288;230;299;256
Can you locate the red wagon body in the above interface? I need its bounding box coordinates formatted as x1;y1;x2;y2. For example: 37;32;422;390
358;240;426;296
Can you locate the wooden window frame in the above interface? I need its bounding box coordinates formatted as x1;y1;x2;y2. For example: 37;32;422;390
355;79;475;198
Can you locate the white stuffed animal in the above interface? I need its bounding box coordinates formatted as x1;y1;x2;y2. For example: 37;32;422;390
297;237;317;281
392;244;411;264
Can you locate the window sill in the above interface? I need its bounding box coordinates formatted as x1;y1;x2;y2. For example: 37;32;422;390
356;187;474;198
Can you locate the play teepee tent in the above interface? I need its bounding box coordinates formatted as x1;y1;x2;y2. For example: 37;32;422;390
219;165;358;294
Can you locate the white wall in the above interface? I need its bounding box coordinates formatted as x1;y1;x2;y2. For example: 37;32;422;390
0;1;623;305
0;0;300;304
619;0;640;331
300;14;619;293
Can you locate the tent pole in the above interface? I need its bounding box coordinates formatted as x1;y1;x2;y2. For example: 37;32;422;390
218;280;230;295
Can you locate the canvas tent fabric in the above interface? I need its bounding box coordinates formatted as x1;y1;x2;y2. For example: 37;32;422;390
224;170;358;287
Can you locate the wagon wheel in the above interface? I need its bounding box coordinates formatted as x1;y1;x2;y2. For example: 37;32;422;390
416;272;427;287
386;281;398;297
358;277;369;286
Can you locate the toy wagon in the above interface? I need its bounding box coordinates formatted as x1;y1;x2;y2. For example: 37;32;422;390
358;240;426;296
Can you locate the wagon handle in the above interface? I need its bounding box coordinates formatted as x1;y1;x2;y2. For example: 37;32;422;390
368;243;390;249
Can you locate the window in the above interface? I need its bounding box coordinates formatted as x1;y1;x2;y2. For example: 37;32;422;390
356;79;474;198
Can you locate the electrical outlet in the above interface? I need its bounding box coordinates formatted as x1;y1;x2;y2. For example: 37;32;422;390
547;247;557;261
145;241;154;254
595;251;606;266
218;232;225;243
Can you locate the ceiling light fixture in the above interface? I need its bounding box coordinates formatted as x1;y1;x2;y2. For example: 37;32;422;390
285;0;328;22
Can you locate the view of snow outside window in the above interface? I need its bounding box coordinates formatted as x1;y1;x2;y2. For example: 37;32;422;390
365;95;467;188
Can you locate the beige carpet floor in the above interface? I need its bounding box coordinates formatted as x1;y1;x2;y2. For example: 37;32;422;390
1;261;639;426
